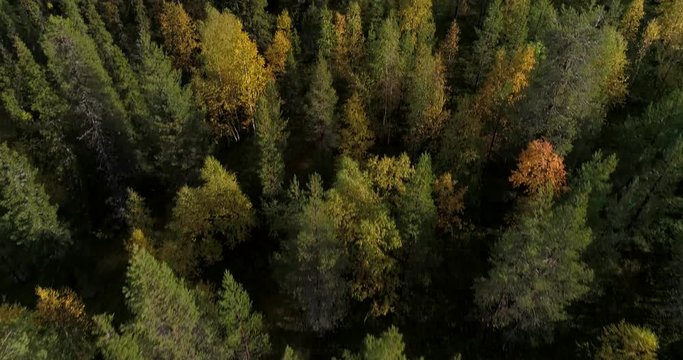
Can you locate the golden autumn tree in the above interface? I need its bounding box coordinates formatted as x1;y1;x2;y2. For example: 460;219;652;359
619;0;645;42
509;139;567;195
340;91;374;161
35;287;95;359
159;1;198;71
475;44;536;157
265;10;293;76
439;19;460;84
433;173;468;236
332;2;365;81
194;6;270;140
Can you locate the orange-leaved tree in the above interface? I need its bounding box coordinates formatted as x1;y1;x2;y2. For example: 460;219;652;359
509;139;567;195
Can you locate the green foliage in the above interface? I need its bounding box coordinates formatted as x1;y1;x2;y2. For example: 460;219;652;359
343;326;409;360
136;32;208;187
305;54;338;150
368;14;404;143
255;84;288;198
331;157;402;316
216;0;272;50
474;187;594;338
166;156;255;276
218;271;271;358
397;154;437;289
41;14;133;204
0;143;70;284
0;36;74;181
274;174;349;333
518;6;627;154
595;321;658;360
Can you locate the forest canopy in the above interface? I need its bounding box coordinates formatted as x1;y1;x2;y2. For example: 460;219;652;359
1;0;682;359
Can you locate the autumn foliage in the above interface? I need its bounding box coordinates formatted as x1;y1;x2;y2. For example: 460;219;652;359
509;140;567;194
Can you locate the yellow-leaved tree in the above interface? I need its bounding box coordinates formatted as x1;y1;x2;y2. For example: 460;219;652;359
194;6;270;140
265;10;293;76
159;1;198;72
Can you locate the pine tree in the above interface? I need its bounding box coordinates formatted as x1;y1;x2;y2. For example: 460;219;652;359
98;247;213;359
274;174;349;333
1;37;74;181
517;7;627;154
0;143;70;285
397;154;437;289
41;15;133;211
81;0;147;123
255;84;288;198
216;0;272;50
218;271;271;359
474;187;594;338
304;54;338;151
343;326;409;360
137;32;208;187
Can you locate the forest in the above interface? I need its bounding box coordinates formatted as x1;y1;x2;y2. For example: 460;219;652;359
0;0;682;358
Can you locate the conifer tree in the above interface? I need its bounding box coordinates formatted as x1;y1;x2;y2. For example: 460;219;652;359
42;15;133;210
595;321;658;360
274;175;349;333
255;84;288;198
397;154;437;288
305;54;338;151
137;32;207;187
0;143;70;285
219;271;271;359
216;0;272;50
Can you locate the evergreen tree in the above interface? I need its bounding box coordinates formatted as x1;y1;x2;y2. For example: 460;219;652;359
517;6;627;154
304;54;338;151
215;0;272;50
0;143;70;285
41;15;133;212
218;271;271;359
255;84;288;198
343;326;409;360
137;32;208;187
474;188;594;338
274;174;349;333
397;154;437;289
96;247;215;359
0;37;74;181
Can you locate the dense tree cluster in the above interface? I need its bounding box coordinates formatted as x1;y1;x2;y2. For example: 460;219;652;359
1;0;682;358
